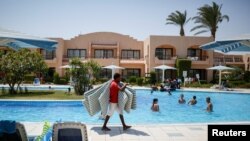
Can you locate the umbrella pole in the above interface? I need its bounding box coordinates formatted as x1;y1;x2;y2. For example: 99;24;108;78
112;69;114;80
162;69;165;83
219;70;222;86
69;68;72;86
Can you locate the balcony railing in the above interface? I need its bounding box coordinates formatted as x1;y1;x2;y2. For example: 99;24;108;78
187;56;208;61
63;55;120;61
63;55;88;62
154;56;177;65
120;57;142;60
42;55;56;60
155;55;177;60
120;57;144;64
214;56;243;64
91;56;118;59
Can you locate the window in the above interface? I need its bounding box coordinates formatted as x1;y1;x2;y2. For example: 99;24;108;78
41;49;56;60
99;69;112;78
187;49;201;57
94;49;113;58
189;69;206;80
122;69;141;78
121;50;140;59
155;48;173;60
67;49;86;58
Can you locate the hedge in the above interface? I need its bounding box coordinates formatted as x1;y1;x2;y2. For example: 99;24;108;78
176;59;191;78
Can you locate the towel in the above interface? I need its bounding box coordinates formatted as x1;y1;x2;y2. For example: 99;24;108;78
0;120;16;136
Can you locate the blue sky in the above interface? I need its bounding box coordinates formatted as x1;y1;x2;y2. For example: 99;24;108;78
0;0;249;40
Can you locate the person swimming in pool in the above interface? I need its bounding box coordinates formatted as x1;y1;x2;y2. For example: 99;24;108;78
178;94;186;104
151;98;159;112
188;96;197;105
206;97;213;112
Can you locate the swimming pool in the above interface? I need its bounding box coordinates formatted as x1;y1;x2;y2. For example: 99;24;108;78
0;90;250;124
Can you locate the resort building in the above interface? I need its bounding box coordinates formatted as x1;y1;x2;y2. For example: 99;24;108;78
44;32;216;81
1;32;249;82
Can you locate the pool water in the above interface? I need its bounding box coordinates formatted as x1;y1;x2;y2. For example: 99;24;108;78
0;90;250;124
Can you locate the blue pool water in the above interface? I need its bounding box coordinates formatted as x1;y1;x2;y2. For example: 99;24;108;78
0;90;250;124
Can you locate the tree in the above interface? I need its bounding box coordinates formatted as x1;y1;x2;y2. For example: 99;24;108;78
191;2;229;39
166;10;190;36
70;58;101;95
149;71;157;84
0;49;48;94
85;59;101;81
176;59;191;78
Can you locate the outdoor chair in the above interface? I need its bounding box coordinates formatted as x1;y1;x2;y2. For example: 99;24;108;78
0;121;28;141
52;122;88;141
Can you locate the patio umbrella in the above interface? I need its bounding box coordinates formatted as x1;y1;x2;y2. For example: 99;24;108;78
207;65;234;86
154;65;176;82
60;65;80;85
60;65;80;69
200;34;250;55
0;28;57;50
102;65;124;79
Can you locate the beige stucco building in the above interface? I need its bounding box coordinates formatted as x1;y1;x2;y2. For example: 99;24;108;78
43;32;215;81
3;32;248;82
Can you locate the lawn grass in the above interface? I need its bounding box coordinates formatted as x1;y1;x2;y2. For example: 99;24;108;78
0;90;83;100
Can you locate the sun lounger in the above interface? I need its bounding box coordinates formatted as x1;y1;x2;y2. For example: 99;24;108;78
0;121;28;141
52;122;88;141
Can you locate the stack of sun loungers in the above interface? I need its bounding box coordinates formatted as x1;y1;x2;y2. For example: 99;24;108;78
83;80;136;117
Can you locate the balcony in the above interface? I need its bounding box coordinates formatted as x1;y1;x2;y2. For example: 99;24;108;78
214;56;244;65
63;55;88;62
187;56;209;65
91;56;119;66
154;56;177;65
42;55;57;64
120;57;145;64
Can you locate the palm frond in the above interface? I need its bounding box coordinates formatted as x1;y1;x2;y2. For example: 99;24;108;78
222;15;229;22
194;30;209;35
191;2;229;38
190;25;208;32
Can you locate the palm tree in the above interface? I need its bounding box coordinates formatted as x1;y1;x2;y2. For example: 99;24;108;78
166;10;190;36
191;2;229;39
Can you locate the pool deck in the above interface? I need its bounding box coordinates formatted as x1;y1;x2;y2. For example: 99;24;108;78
23;122;208;141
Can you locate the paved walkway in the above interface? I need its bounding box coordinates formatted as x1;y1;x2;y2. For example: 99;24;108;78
23;122;207;141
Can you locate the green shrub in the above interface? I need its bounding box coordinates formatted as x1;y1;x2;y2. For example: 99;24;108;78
121;78;127;82
1;87;6;95
149;71;157;84
185;82;213;88
24;75;35;82
90;79;96;85
98;78;109;83
229;81;245;86
25;87;28;93
176;59;191;78
18;87;23;94
53;72;60;84
244;71;250;82
237;83;250;88
128;76;137;84
59;78;68;84
227;81;248;88
136;77;144;86
199;80;207;84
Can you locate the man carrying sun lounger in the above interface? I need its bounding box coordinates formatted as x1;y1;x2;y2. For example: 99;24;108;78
102;73;132;131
